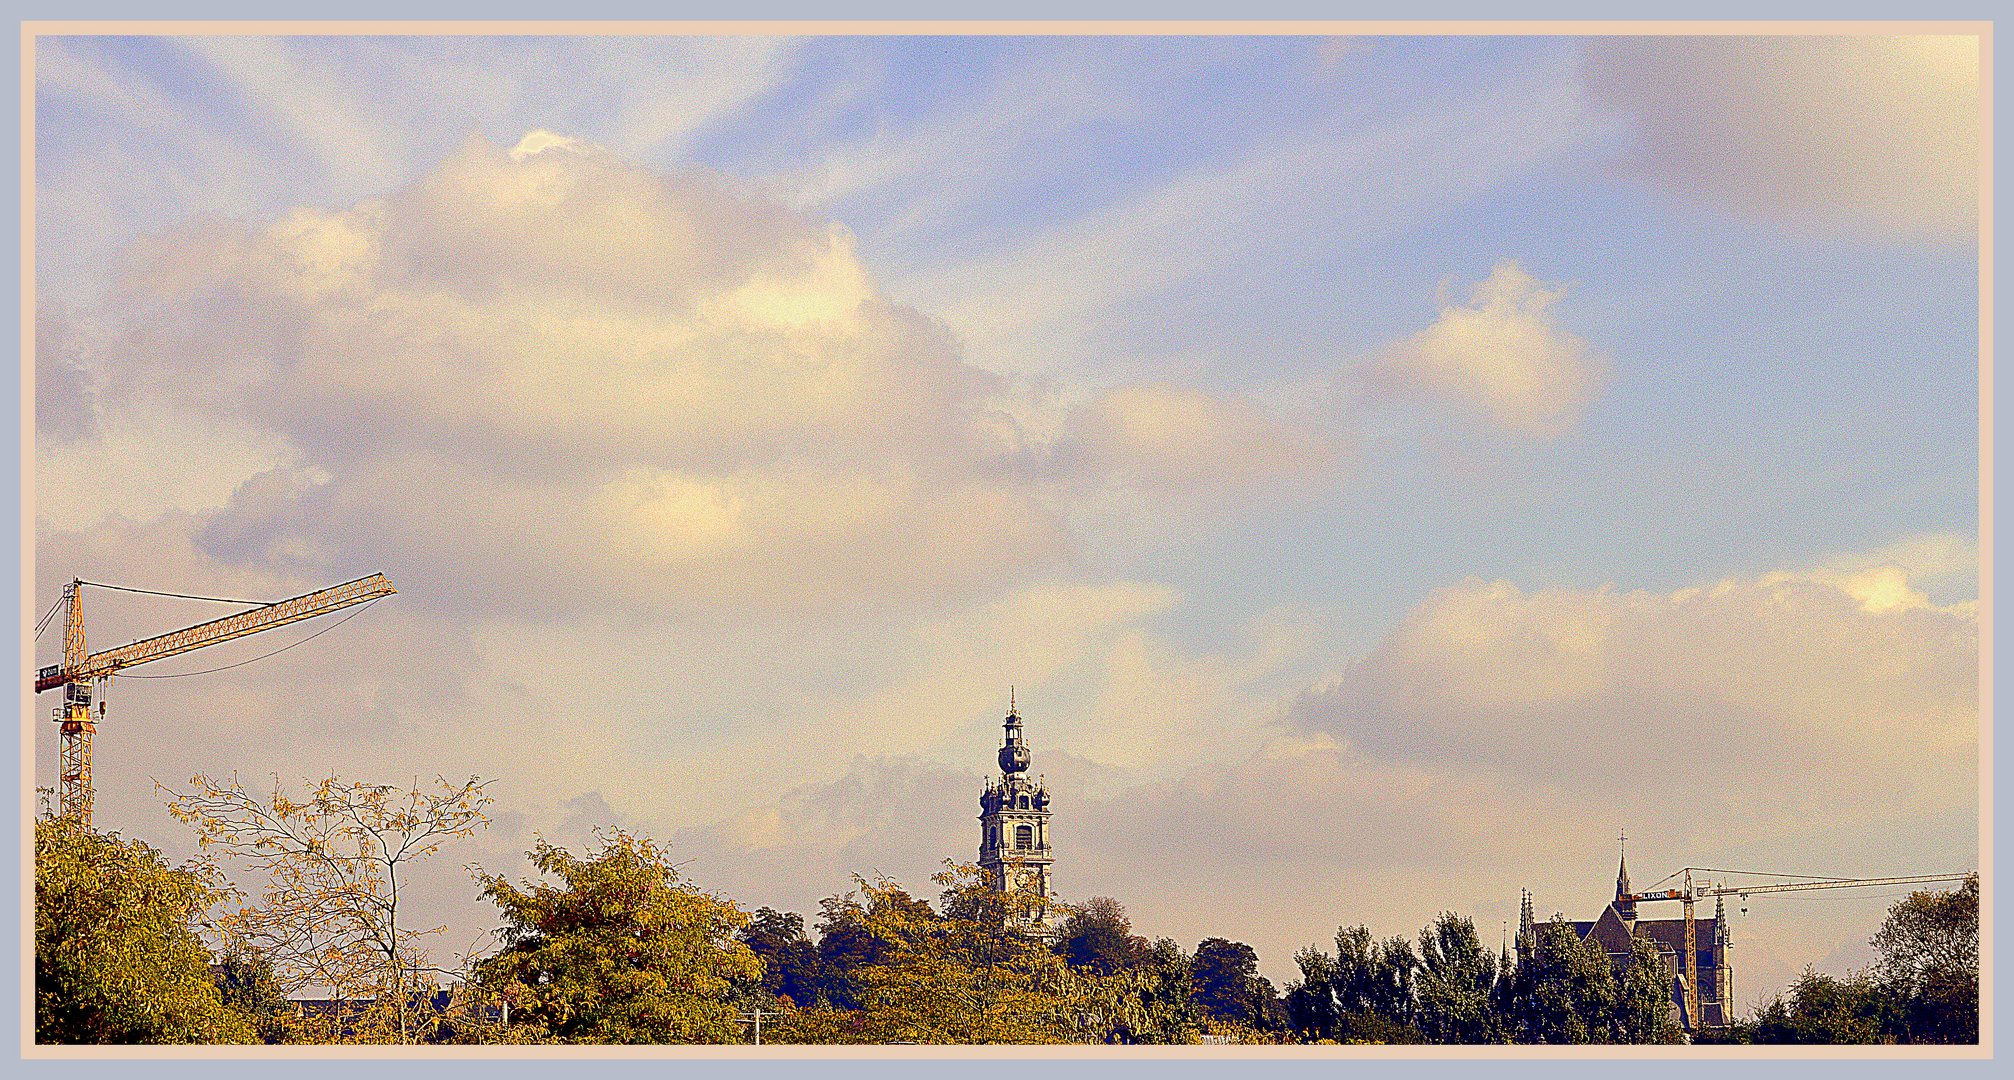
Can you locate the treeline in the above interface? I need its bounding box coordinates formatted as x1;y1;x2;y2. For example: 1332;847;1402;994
32;776;1980;1045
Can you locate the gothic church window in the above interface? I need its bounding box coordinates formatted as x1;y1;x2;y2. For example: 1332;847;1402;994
1016;824;1033;850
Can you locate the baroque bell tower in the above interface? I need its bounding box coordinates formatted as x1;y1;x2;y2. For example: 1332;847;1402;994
978;690;1053;921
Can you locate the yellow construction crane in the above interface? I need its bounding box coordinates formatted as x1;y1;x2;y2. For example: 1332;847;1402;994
33;573;396;825
1623;867;1973;1030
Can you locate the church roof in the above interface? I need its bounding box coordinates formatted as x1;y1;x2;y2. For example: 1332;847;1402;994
1567;907;1722;959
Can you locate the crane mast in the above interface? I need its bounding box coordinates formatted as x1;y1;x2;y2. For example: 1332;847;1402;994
35;572;395;825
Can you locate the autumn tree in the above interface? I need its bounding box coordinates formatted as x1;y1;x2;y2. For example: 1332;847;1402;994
773;863;1070;1044
35;813;254;1044
812;881;936;1009
1057;937;1201;1044
163;773;492;1043
470;830;761;1044
1872;874;1978;1043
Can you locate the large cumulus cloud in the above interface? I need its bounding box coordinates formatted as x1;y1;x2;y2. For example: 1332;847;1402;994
55;131;1329;623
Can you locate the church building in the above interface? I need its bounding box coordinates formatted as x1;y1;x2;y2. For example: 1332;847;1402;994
1520;850;1733;1032
978;692;1053;925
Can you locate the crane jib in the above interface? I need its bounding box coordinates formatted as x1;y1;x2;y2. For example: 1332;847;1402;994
32;573;395;694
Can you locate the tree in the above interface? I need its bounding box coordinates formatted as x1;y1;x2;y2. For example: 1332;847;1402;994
470;830;761;1043
35;813;254;1044
1750;969;1899;1044
773;863;1070;1044
1872;874;1978;1043
1057;938;1201;1044
1414;913;1502;1043
211;945;294;1044
812;881;936;1010
740;907;825;1007
1503;919;1618;1044
1190;937;1283;1033
1054;896;1151;976
163;773;492;1043
1286;926;1422;1043
1613;936;1682;1044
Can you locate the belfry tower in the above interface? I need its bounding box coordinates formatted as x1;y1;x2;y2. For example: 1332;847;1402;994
978;690;1053;922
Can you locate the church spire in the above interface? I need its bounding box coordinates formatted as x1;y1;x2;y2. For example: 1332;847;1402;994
1615;830;1636;922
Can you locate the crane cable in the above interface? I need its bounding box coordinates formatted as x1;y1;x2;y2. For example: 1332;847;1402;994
74;580;276;607
33;595;64;640
117;597;385;680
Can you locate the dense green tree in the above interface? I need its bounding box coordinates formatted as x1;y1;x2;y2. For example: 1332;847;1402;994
1504;919;1618;1044
1284;926;1423;1043
470;830;761;1043
1613;936;1683;1044
1749;969;1899;1044
35;814;254;1044
1190;938;1263;1028
1872;874;1978;1043
1055;896;1151;975
740;907;824;1007
1414;913;1501;1043
1283;947;1341;1041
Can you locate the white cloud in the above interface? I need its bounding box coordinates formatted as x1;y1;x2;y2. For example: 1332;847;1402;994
1363;260;1608;438
1582;35;1981;243
1288;561;1976;814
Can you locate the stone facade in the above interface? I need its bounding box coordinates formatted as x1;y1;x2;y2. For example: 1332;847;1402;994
978;694;1053;924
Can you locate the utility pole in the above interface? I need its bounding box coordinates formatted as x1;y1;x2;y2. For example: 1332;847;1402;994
736;1007;775;1045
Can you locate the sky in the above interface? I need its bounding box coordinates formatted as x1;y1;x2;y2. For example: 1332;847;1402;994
30;32;1981;1008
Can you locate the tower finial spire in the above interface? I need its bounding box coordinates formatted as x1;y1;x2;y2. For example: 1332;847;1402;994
1010;685;1015;715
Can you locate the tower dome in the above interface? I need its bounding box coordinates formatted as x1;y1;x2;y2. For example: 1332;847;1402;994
998;697;1031;774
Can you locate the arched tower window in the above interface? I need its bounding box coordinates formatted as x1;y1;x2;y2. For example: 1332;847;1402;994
1018;795;1030;809
1015;824;1033;850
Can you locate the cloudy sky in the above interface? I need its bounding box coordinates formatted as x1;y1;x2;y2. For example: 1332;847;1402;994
32;33;1980;1006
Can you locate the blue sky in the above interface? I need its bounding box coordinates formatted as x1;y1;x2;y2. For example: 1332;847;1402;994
32;32;1980;1001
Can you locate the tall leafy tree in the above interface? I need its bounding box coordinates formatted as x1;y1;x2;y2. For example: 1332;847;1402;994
1749;969;1900;1044
1872;874;1978;1043
740;907;824;1007
1414;913;1502;1043
812;881;936;1009
470;830;761;1044
776;863;1069;1044
1503;919;1619;1044
1055;896;1151;976
1189;937;1285;1033
1613;936;1683;1044
35;814;254;1044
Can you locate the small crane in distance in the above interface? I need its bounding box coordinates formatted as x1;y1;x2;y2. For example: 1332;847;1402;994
1623;867;1974;1031
34;572;397;825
